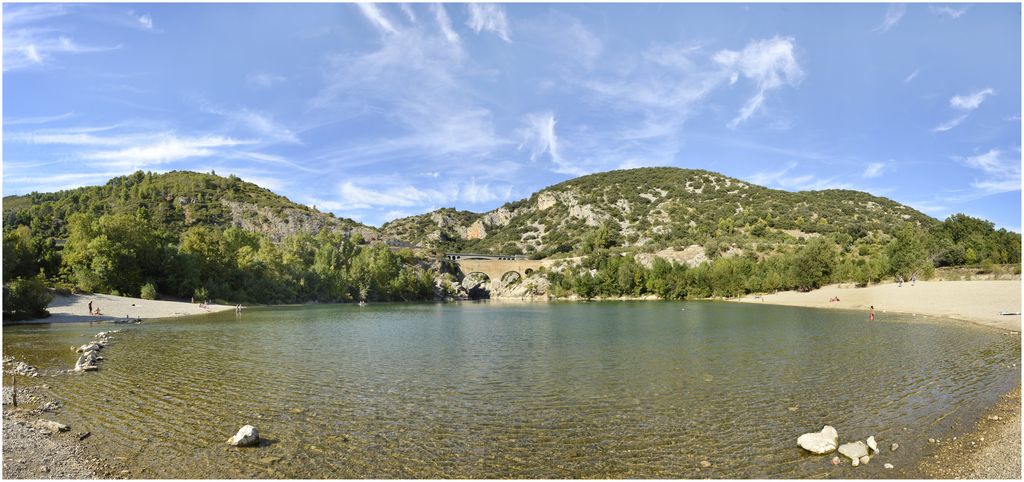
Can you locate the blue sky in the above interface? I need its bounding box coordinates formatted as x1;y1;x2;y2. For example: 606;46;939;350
3;3;1021;230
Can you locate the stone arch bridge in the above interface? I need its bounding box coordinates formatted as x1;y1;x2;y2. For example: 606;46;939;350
445;253;545;282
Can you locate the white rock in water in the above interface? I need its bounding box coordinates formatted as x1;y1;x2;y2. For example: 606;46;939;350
34;419;69;433
227;425;259;447
77;343;102;353
797;425;839;454
838;441;870;463
884;463;894;469
866;435;878;453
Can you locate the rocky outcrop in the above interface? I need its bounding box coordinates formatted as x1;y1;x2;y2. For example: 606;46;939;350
797;425;839;454
227;425;260;447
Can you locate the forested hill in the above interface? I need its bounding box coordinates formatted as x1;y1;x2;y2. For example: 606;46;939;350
1;168;1018;311
3;170;375;243
382;167;940;257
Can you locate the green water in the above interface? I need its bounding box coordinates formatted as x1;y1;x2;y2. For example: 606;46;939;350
3;301;1020;478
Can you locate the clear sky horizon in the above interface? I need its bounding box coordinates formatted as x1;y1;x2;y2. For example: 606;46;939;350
3;3;1021;231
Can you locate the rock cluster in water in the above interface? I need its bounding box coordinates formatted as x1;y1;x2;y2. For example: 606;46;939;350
797;425;884;468
73;331;122;372
3;358;39;377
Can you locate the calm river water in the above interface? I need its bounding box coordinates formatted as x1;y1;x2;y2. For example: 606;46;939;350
3;301;1020;478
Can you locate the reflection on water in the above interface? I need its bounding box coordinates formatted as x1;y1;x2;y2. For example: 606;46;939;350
4;301;1020;478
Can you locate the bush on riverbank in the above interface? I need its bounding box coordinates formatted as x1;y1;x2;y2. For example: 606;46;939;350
2;275;53;321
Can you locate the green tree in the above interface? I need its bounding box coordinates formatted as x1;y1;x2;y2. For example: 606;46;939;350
3;275;53;320
790;237;838;291
886;223;929;279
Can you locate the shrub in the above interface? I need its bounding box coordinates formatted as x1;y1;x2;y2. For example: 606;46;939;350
3;275;53;321
140;282;157;300
194;286;209;302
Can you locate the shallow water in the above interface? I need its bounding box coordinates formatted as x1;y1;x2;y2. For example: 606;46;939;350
3;301;1020;478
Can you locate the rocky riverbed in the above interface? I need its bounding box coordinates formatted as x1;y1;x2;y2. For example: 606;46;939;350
2;385;143;479
919;386;1022;479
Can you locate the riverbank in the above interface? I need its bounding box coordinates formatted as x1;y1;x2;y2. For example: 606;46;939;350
8;293;235;325
919;386;1021;479
732;279;1021;331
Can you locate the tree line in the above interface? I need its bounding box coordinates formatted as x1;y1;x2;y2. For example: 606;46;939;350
2;208;1020;320
4;211;436;319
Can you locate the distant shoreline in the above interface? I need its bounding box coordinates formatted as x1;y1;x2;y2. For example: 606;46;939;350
5;292;235;326
729;279;1021;332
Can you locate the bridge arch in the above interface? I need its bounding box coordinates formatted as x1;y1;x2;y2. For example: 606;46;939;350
500;271;522;285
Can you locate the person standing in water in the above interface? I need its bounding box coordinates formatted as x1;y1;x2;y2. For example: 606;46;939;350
88;300;93;315
869;305;875;321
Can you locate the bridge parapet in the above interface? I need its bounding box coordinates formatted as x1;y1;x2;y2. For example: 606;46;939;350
444;253;529;261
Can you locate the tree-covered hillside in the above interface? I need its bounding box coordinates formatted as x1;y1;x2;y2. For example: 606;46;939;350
384;167;939;257
1;168;1019;315
3;170;374;244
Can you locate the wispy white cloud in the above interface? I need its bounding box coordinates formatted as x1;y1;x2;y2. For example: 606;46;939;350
203;105;301;144
82;135;251;168
129;11;154;30
950;88;995;110
6;125;134;146
929;5;968;19
862;162;888;179
904;69;919;83
874;4;906;32
432;4;459;45
312;4;505;168
3;30;121;70
466;4;510;42
3;5;128;71
933;88;994;133
357;3;399;35
520;112;569;168
958;148;1021;195
747;161;852;191
933;114;969;133
3;112;75;125
338;181;447;209
2;4;68;26
714;36;803;127
400;4;417;23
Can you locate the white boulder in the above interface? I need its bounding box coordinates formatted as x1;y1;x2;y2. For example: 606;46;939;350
797;425;839;454
866;435;878;453
838;441;870;464
76;342;102;353
227;425;259;447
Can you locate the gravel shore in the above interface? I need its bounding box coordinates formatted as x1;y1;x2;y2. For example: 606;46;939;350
919;386;1022;479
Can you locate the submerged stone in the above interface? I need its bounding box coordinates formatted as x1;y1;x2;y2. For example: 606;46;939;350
797;425;839;454
227;425;260;447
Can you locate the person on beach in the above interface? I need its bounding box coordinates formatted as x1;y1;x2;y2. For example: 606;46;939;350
869;305;875;321
898;276;903;287
911;274;916;286
88;301;93;315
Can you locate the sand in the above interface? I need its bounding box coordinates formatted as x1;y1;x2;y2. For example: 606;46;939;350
12;293;235;324
733;279;1021;331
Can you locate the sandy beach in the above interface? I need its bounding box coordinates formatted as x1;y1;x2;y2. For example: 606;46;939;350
9;292;235;325
733;279;1022;332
